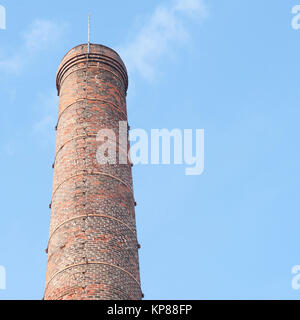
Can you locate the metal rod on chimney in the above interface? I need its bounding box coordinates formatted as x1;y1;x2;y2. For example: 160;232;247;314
88;14;91;53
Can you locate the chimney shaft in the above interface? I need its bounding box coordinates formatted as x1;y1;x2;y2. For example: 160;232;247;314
44;44;142;300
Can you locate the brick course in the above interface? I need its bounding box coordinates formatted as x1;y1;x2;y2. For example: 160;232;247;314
44;44;142;300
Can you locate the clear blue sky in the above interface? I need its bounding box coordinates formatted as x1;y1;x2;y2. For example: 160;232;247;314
0;0;300;300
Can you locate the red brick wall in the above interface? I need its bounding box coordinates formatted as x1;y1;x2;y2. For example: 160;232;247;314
44;44;142;300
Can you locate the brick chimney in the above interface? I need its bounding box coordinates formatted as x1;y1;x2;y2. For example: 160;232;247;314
44;44;142;300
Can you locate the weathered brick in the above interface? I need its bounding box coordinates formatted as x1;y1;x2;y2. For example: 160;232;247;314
44;44;142;300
